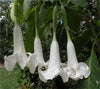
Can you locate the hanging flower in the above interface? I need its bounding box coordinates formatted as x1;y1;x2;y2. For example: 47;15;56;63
34;36;46;66
27;6;47;74
38;38;61;82
38;37;69;82
27;36;47;74
61;4;90;82
4;24;35;71
38;5;69;82
62;32;90;81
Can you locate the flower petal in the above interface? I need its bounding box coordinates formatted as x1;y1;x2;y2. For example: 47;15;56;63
78;62;91;78
4;54;17;71
67;67;83;81
65;62;90;81
27;53;38;74
60;67;69;82
16;54;28;69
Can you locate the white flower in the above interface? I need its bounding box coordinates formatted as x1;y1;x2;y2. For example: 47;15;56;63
27;36;46;74
38;38;68;82
4;24;35;71
62;33;90;81
34;36;46;66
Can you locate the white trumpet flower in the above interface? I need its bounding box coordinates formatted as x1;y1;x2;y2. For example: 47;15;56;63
34;36;46;66
62;32;90;81
4;24;34;71
27;36;46;74
38;38;68;82
38;39;61;82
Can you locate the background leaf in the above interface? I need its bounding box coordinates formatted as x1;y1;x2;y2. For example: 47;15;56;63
23;0;32;17
0;68;20;89
73;29;92;53
68;0;88;7
67;10;81;32
25;12;35;52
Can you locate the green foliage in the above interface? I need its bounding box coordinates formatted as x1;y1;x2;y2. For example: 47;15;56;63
68;0;88;7
25;11;35;52
73;29;93;53
0;68;20;89
45;6;53;25
1;0;100;89
39;3;47;27
67;10;81;32
53;5;57;32
76;51;100;89
23;0;32;17
0;4;14;62
0;36;12;61
75;32;100;89
17;68;32;89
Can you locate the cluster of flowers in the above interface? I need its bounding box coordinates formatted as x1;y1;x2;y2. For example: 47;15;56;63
4;3;90;83
4;23;90;83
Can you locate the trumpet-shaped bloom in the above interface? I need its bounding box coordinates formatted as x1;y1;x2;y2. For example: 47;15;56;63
38;38;68;82
27;36;46;74
34;36;46;66
62;36;90;81
4;24;34;71
38;39;61;82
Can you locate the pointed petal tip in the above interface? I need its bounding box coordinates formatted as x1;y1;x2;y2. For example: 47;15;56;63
27;53;38;74
59;68;69;83
4;54;17;71
38;67;47;82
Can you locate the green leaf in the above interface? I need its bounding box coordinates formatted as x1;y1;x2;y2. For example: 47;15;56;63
73;29;92;53
0;68;20;89
68;0;88;7
25;12;35;52
45;6;53;25
18;0;24;5
39;4;47;27
39;5;53;38
50;0;54;3
76;51;100;89
23;0;32;17
67;10;81;32
18;5;24;25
